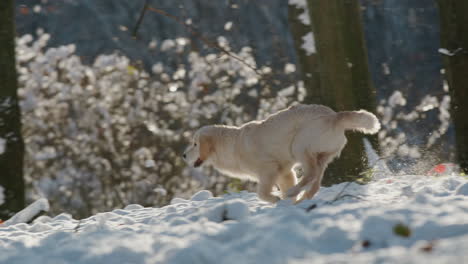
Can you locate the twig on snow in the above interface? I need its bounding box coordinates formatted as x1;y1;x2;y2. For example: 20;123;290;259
73;220;82;233
328;182;352;204
327;182;368;204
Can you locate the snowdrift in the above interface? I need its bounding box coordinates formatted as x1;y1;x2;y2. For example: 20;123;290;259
1;175;468;263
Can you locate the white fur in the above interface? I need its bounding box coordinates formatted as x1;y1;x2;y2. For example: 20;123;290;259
184;104;380;203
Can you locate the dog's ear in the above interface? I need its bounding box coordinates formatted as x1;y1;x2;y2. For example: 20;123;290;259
199;134;214;161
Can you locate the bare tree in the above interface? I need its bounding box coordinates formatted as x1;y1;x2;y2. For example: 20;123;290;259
290;0;378;185
437;1;468;173
0;0;25;219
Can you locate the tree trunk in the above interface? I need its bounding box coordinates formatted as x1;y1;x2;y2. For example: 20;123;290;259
437;0;468;173
287;3;322;103
0;0;25;219
302;0;378;185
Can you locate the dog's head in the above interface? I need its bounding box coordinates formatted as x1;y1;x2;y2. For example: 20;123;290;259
183;127;215;168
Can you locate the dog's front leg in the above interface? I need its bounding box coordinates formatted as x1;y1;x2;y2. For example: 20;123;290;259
257;172;280;203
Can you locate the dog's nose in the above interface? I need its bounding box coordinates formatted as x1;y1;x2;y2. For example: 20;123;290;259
182;153;186;159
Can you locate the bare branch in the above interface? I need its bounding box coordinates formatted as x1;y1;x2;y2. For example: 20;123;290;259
132;0;150;38
137;5;264;76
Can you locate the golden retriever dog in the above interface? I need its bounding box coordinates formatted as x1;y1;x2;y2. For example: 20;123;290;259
183;104;380;203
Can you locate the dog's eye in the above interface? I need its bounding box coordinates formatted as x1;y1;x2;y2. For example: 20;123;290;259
194;143;197;147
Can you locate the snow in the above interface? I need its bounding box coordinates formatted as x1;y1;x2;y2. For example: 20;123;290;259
190;190;213;201
438;48;463;57
160;39;176;51
288;0;311;26
363;138;392;179
301;32;316;55
0;137;5;155
224;21;233;31
0;186;4;206
4;198;49;226
284;63;296;74
456;182;468;195
1;176;468;263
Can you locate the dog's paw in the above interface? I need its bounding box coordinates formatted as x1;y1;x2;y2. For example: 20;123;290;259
258;193;280;203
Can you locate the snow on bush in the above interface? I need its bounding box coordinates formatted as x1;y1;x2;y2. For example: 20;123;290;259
16;31;304;218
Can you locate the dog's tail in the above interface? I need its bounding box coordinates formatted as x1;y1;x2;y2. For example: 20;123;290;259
335;110;380;134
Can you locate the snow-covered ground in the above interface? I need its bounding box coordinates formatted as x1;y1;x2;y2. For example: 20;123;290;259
1;175;468;264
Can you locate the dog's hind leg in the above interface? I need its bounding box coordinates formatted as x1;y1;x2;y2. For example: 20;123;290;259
286;154;319;200
294;169;323;204
300;152;336;201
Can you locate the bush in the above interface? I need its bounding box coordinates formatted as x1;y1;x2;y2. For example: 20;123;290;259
17;31;303;218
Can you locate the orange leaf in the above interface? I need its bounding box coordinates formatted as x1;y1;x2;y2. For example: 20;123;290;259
433;164;447;174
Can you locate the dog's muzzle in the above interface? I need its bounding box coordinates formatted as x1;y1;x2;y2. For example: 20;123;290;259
194;158;203;168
